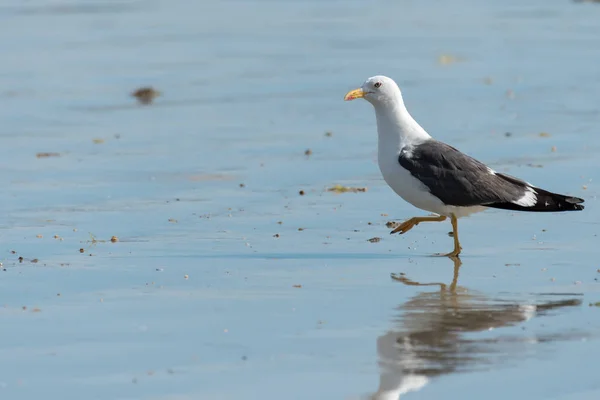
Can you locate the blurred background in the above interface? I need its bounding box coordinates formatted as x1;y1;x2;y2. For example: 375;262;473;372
0;0;599;399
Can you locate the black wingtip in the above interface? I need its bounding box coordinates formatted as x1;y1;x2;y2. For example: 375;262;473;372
563;195;585;210
487;189;585;212
566;196;585;205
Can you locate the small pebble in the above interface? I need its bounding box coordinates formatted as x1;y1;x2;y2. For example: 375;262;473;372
110;236;119;243
184;274;189;280
273;233;280;238
131;87;160;105
304;149;312;156
299;190;305;196
36;152;60;158
79;248;85;253
368;237;381;243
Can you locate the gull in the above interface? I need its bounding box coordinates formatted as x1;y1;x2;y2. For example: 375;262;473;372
344;75;584;258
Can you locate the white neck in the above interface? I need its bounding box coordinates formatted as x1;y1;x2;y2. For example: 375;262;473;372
373;97;431;154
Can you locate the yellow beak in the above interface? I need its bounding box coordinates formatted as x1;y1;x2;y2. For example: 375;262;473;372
344;88;364;101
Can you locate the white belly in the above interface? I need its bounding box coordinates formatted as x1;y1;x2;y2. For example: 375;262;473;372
378;152;486;218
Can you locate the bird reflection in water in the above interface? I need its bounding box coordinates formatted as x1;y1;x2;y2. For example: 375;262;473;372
369;258;582;400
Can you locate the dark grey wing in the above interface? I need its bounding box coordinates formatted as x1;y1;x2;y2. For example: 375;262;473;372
398;140;526;207
398;140;584;211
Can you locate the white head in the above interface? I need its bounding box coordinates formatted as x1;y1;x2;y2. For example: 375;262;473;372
343;75;431;144
344;75;403;108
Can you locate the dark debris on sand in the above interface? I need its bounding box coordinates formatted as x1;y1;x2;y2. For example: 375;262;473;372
131;87;160;105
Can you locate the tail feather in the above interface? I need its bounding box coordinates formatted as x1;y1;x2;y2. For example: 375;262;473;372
487;186;584;212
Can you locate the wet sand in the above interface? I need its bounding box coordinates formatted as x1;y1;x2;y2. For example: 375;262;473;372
0;0;599;399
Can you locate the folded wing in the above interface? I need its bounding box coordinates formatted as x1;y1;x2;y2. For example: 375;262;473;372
398;140;584;212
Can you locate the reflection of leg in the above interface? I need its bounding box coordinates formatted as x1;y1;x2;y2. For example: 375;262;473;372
391;256;462;292
390;273;447;290
448;256;461;293
441;214;461;258
390;215;447;235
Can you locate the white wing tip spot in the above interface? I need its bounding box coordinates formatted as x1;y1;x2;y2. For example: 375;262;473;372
513;186;538;207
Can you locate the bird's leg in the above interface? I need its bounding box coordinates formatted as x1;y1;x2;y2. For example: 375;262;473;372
441;214;462;258
390;215;447;235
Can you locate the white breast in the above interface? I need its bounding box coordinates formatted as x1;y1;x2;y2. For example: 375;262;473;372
378;148;447;213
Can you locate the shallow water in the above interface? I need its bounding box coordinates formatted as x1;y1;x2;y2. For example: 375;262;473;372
1;0;600;399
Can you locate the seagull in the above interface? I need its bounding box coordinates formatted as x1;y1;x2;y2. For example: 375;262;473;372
344;75;584;258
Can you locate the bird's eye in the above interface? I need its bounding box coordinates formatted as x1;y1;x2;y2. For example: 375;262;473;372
374;82;382;88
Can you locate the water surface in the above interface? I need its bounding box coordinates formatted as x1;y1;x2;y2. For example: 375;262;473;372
1;0;600;399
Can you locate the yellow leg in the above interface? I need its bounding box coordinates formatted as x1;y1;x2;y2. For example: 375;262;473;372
390;215;447;235
440;214;461;258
